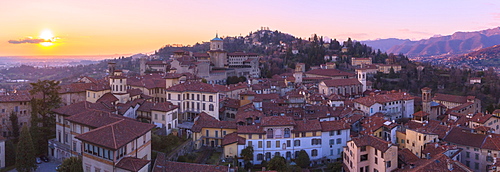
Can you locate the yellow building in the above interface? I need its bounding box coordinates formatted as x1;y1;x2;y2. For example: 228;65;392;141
377;64;402;74
191;112;237;149
352;57;372;66
404;128;439;158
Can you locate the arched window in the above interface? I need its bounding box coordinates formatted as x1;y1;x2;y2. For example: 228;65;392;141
312;149;318;156
257;154;263;161
284;128;291;138
267;129;273;139
274;152;280;157
265;152;271;161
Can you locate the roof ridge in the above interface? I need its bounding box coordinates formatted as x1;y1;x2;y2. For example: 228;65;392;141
109;119;124;149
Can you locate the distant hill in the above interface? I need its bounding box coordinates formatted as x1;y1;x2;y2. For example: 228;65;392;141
450;44;500;69
361;38;410;52
387;27;500;57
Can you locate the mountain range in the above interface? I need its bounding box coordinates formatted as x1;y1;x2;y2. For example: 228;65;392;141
365;27;500;58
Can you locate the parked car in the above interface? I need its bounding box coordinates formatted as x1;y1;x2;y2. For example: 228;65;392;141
40;155;49;162
36;157;42;164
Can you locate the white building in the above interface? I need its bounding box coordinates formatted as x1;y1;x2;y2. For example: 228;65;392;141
353;92;415;120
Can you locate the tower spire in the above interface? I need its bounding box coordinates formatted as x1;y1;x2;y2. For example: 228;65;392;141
216;30;218;38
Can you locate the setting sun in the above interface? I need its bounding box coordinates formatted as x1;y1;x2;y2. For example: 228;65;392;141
39;29;56;46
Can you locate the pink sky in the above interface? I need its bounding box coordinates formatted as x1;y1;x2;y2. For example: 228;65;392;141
1;0;499;56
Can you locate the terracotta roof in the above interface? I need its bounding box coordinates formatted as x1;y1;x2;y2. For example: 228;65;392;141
353;92;415;107
237;125;265;134
66;110;126;128
398;148;420;165
228;52;259;56
320;120;351;132
96;93;118;103
261;116;295;127
443;127;493;149
191;112;236;132
470;113;493;124
115;157;150;172
52;101;115;116
305;69;355;77
153;156;232;172
322;78;362;87
294;119;322;132
397;153;472;172
433;93;471;104
236;110;264;123
222;132;246;146
151;102;178;112
0;92;31;102
76;119;155;150
405;120;450;139
412;111;429;117
137;101;154;112
59;83;95;93
166;81;221;93
421;87;432;91
351;134;393;152
127;89;142;97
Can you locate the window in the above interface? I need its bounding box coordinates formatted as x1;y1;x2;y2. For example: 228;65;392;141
475;153;479;160
209;96;213;102
286;140;291;147
215;131;218;138
375;149;378;156
203;95;205;101
162;115;165;121
248;141;252;147
329;131;335;136
258;141;262;148
301;132;306;137
203;103;206;110
276;141;280;148
209;104;214;111
337;130;341;135
168;94;171;100
466;152;470;158
178;94;181;100
73;141;77;151
475;162;479;170
206;130;209;137
265;152;271;160
257;154;263;161
312;149;318;156
286;152;291;159
360;146;366;152
266;141;271;148
294;140;300;146
360;154;368;161
267;129;273;139
154;114;158;120
284;128;291;138
375;157;378;164
312;139;321;145
386;161;391;168
336;138;341;144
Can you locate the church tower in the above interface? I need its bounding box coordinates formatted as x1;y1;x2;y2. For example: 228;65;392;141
356;69;367;92
208;33;227;68
421;87;432;114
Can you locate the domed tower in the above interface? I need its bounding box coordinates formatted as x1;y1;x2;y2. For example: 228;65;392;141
208;33;227;68
421;87;432;114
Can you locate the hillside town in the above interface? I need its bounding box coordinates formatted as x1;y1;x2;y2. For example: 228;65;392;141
1;33;500;172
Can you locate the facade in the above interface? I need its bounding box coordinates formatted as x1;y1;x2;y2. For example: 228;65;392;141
353;92;415;120
318;78;363;97
76;119;154;172
0;93;31;138
404;128;439;158
352;58;372;67
377;64;402;74
150;102;179;134
433;93;481;114
191;113;237;149
343;135;398;172
165;81;221;122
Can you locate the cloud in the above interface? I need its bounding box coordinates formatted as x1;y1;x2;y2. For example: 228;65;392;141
8;37;50;44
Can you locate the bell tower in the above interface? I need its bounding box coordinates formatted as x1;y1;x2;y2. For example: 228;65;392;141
421;87;432;114
208;33;227;68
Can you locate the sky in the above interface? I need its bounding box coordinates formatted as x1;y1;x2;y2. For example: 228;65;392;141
1;0;500;56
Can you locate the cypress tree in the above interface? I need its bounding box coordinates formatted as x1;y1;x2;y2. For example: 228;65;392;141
16;126;37;172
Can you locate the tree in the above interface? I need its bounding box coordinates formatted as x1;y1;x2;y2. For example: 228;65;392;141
57;156;83;172
30;80;61;156
267;155;287;172
16;126;36;172
5;139;16;167
240;146;254;170
9;111;20;139
295;150;310;168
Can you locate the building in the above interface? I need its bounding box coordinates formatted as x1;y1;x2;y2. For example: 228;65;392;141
0;92;31;138
191;112;237;149
433;93;481;115
153;152;237;172
343;135;398;172
318;78;363;97
352;57;372;67
468;113;500;134
353;91;415;120
76;118;155;172
150;102;179;134
165;81;222;122
0;136;5;169
305;69;355;79
404;128;440;158
376;64;402;74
